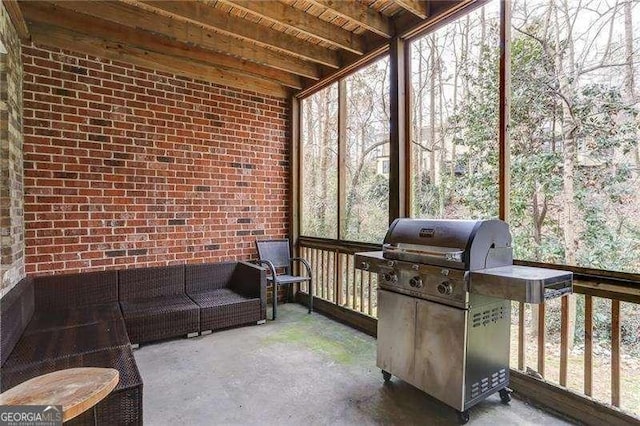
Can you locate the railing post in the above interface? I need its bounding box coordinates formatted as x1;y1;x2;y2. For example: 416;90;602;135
537;303;546;377
560;296;569;386
336;251;344;306
611;299;621;407
584;295;593;396
518;301;526;371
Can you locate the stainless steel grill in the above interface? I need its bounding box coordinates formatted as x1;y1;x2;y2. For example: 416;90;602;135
355;218;573;424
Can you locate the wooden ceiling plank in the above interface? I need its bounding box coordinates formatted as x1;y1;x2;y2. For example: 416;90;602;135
28;22;289;97
297;0;480;96
221;0;366;54
20;2;302;89
45;0;321;80
2;0;30;41
307;0;392;38
137;0;340;68
393;0;429;19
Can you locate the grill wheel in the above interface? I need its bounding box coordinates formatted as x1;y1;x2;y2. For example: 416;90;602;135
457;410;470;424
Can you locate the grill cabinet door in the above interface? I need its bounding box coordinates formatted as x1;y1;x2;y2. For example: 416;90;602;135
376;289;416;383
413;299;467;411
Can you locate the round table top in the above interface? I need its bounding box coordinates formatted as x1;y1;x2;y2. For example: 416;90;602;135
0;367;119;422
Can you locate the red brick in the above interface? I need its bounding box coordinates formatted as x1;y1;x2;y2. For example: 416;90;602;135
23;43;290;276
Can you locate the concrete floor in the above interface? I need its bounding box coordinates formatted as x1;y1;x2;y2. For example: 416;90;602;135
134;303;571;426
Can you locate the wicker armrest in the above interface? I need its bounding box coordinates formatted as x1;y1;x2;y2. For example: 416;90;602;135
231;262;266;300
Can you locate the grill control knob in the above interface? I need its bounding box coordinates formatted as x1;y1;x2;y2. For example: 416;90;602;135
383;272;398;284
360;261;370;271
409;276;423;288
437;281;453;295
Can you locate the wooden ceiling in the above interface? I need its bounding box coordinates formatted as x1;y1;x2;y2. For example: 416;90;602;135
6;0;472;97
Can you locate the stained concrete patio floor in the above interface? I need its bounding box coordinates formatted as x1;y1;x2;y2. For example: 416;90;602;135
134;303;571;425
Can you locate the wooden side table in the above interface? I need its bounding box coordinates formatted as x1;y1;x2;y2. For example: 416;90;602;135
0;367;119;423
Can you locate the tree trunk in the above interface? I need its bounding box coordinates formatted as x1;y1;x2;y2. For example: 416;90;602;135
415;39;425;215
318;91;331;236
623;0;639;180
555;0;578;350
429;34;437;185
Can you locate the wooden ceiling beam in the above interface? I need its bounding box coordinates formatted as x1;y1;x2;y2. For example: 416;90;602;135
306;0;392;38
221;0;366;54
393;0;429;20
135;0;340;68
20;2;302;89
28;22;290;97
297;0;480;96
45;0;322;80
2;0;30;41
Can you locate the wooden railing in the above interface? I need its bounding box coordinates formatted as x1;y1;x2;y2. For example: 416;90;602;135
298;237;380;318
296;236;640;422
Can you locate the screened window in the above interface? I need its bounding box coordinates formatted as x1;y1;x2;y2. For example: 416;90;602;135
509;0;640;274
343;57;390;242
409;1;501;220
300;84;338;239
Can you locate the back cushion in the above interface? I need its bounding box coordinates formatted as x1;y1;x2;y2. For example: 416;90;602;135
0;277;34;366
185;262;236;294
33;270;118;312
119;265;184;301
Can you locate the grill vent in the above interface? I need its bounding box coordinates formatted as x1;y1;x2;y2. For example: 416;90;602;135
472;306;504;328
470;368;507;398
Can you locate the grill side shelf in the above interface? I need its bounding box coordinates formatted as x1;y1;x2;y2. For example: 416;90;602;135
469;265;573;304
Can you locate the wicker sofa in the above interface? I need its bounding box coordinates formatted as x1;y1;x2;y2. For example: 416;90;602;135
0;272;142;426
0;261;266;425
186;262;266;333
119;265;200;345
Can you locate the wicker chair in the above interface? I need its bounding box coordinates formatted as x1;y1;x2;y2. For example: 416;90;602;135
186;262;266;332
119;265;200;344
255;239;312;320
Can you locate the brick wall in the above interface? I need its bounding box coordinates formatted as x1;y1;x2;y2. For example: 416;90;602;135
22;44;290;276
0;3;25;295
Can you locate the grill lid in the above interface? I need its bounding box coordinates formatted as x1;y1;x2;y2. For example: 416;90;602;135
383;218;512;270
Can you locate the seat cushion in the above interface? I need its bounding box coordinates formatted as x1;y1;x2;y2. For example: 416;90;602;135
3;319;129;370
188;288;253;307
120;295;199;344
269;274;311;285
25;303;123;335
189;289;261;331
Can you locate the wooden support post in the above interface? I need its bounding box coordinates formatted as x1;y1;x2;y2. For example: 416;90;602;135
499;0;511;221
611;299;621;407
389;37;409;222
337;80;347;239
584;295;593;396
291;97;301;294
